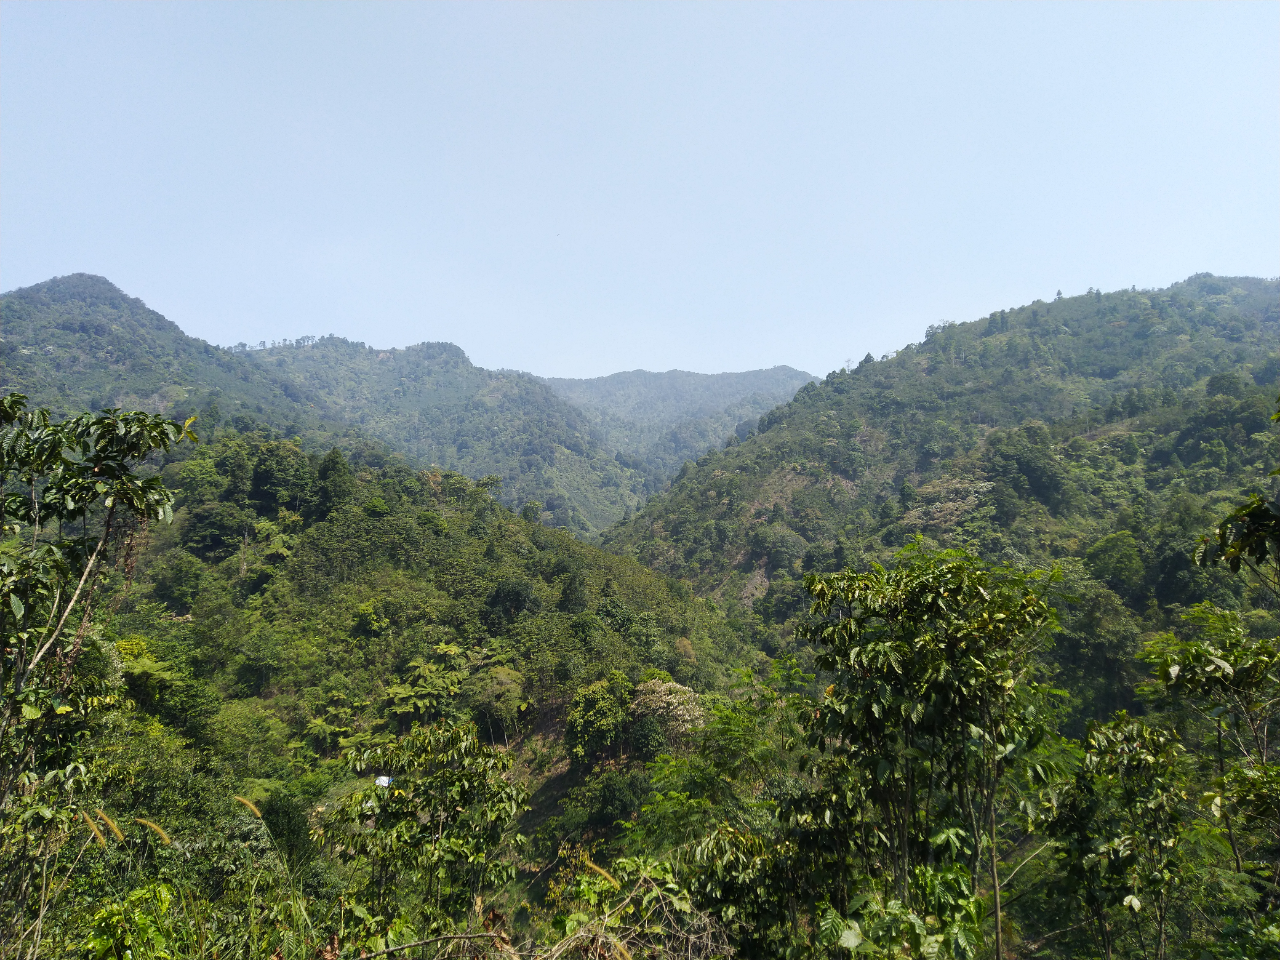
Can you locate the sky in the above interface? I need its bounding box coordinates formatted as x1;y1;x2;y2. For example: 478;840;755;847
1;2;1277;379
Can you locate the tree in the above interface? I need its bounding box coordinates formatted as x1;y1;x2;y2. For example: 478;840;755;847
486;577;541;623
558;569;590;614
798;544;1055;957
0;393;192;945
1197;392;1280;600
330;723;528;929
1206;372;1249;399
1143;604;1279;874
315;447;355;517
566;673;631;763
1086;531;1146;599
250;439;316;516
1046;715;1185;960
631;677;703;749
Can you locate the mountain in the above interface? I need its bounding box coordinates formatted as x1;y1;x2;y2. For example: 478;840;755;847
0;272;326;426
124;431;747;777
603;274;1280;724
237;336;647;532
0;274;809;533
540;367;817;488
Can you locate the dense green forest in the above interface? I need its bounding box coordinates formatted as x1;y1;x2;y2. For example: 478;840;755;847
0;275;811;533
605;276;1279;713
2;273;1279;959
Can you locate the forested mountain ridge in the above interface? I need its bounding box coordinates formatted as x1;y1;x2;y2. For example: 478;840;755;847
239;336;645;532
0;274;646;530
606;274;1278;584
540;366;816;489
0;272;329;426
0;407;757;952
603;275;1279;719
542;367;815;427
1;274;809;533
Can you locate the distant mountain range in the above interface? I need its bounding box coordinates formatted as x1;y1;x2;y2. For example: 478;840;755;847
607;273;1280;590
0;274;813;532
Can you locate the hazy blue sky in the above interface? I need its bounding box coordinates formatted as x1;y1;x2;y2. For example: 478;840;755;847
2;2;1276;378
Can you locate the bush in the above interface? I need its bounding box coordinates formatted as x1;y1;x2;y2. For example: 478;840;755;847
1086;531;1146;598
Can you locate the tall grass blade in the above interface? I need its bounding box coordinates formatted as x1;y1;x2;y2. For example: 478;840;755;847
134;818;171;844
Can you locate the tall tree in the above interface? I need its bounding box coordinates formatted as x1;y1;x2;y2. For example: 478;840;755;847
798;544;1056;956
0;394;192;944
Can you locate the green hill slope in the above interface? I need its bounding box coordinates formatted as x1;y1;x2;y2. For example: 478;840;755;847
541;366;817;487
4;419;750;946
603;274;1280;722
238;336;647;532
7;273;1280;957
0;272;329;426
125;429;746;769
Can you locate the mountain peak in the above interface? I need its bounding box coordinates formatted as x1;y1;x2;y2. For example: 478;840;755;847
4;272;129;305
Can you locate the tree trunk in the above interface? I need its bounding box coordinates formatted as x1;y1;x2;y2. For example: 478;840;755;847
1218;721;1244;873
990;792;1003;960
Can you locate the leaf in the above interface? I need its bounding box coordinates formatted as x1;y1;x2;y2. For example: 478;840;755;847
839;923;864;949
1124;894;1141;912
21;703;42;720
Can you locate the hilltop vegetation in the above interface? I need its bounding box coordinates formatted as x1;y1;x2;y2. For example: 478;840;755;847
0;272;325;427
0;275;813;533
239;336;645;532
1;404;757;954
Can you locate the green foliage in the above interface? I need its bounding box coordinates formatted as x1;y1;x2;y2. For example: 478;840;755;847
0;391;770;954
1;393;193;952
5;274;1280;957
333;722;528;927
565;672;632;763
84;883;176;960
1143;603;1280;869
1045;715;1187;960
1197;392;1280;601
800;546;1054;900
541;366;817;486
1086;531;1146;599
606;275;1280;733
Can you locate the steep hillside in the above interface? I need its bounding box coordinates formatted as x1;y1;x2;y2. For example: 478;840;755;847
0;272;328;426
239;337;648;532
8;421;751;947
604;274;1280;722
541;366;816;486
8;276;1279;957
127;429;747;768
